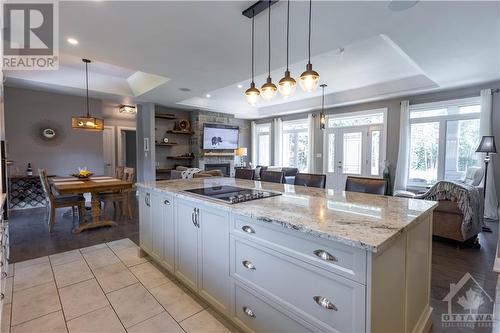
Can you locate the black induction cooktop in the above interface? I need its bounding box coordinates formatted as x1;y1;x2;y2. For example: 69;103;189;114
184;186;281;204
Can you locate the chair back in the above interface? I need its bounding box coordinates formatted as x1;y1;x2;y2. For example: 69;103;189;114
463;167;484;187
115;166;125;180
260;170;285;184
38;169;55;204
234;168;255;180
294;173;326;189
123;167;135;182
345;176;387;195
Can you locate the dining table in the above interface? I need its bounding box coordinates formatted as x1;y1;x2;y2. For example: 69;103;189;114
50;175;133;233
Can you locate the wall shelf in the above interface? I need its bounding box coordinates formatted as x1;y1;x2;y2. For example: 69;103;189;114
202;152;235;157
156;143;178;146
155;113;176;120
166;130;193;135
166;156;194;160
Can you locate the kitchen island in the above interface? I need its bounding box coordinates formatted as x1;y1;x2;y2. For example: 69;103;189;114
137;177;437;333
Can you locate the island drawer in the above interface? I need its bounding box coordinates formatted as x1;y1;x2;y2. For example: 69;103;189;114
231;236;366;333
232;215;366;284
232;282;316;333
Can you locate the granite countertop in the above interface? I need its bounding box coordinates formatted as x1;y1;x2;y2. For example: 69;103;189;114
137;177;437;253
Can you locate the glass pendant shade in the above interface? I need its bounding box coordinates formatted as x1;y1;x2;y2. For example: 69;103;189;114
299;63;320;92
245;82;260;106
261;77;277;101
278;70;296;97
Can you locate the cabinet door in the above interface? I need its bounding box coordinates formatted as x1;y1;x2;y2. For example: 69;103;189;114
150;192;164;262
162;194;175;273
138;190;152;253
199;207;230;313
175;199;199;290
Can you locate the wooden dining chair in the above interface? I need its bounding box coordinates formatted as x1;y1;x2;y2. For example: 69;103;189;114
38;169;86;232
345;176;387;195
99;167;135;220
115;166;125;179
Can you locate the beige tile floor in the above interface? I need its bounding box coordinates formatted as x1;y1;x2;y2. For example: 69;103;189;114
2;238;239;333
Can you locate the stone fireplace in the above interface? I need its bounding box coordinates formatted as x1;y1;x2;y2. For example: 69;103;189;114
198;158;234;177
203;163;231;176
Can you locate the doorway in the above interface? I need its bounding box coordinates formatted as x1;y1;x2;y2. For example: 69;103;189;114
117;126;137;180
323;109;387;190
103;126;116;177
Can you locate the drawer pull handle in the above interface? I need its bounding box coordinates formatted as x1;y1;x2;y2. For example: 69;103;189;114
164;199;170;205
313;249;337;262
242;225;255;234
313;296;338;311
1;272;6;279
242;306;256;318
0;293;4;300
242;260;256;270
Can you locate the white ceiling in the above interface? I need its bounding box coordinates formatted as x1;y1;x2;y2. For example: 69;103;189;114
4;1;500;119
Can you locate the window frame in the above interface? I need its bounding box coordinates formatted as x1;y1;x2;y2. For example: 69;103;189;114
254;122;271;166
407;97;481;188
281;118;310;172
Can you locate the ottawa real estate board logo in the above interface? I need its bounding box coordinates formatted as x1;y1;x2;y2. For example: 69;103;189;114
2;1;59;70
441;272;494;328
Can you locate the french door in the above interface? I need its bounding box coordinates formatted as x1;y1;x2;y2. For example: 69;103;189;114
324;124;384;190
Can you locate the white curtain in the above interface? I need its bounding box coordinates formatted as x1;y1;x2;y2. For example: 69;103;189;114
273;118;283;166
479;89;499;220
250;121;257;167
307;114;316;173
394;100;410;191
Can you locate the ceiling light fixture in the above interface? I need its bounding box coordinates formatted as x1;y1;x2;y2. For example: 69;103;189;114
71;59;104;131
67;37;79;45
278;0;296;98
205;94;211;98
119;105;136;114
245;9;260;106
319;84;327;130
260;0;277;101
299;0;320;92
237;84;243;89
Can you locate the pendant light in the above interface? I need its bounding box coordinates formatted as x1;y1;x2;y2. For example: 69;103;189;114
71;59;104;131
319;84;327;129
245;9;260;106
299;0;320;92
278;0;296;98
260;0;277;101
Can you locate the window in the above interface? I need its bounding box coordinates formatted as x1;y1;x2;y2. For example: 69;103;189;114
408;97;481;187
255;123;271;166
282;119;309;172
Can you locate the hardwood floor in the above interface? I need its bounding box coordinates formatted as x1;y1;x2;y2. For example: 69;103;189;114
8;197;139;263
431;220;498;333
7;199;499;332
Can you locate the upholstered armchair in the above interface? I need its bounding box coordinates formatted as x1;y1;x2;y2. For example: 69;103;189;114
395;167;484;246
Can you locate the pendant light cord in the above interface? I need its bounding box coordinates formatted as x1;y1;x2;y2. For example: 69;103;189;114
85;60;90;117
268;0;271;78
251;10;255;83
286;0;290;71
308;0;312;65
321;85;325;111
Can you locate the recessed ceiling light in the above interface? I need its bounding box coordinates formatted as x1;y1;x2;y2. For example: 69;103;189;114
205;94;211;98
67;37;79;45
179;87;191;92
388;0;419;11
237;84;243;89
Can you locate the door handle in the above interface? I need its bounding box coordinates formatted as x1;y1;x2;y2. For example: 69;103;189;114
191;208;197;227
195;208;200;228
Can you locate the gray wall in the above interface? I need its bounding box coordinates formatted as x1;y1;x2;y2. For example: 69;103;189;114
4;87;104;176
253;80;500;196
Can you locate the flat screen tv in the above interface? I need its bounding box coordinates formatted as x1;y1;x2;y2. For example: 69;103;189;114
203;124;239;150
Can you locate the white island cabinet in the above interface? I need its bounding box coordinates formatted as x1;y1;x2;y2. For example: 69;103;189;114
137;178;437;333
